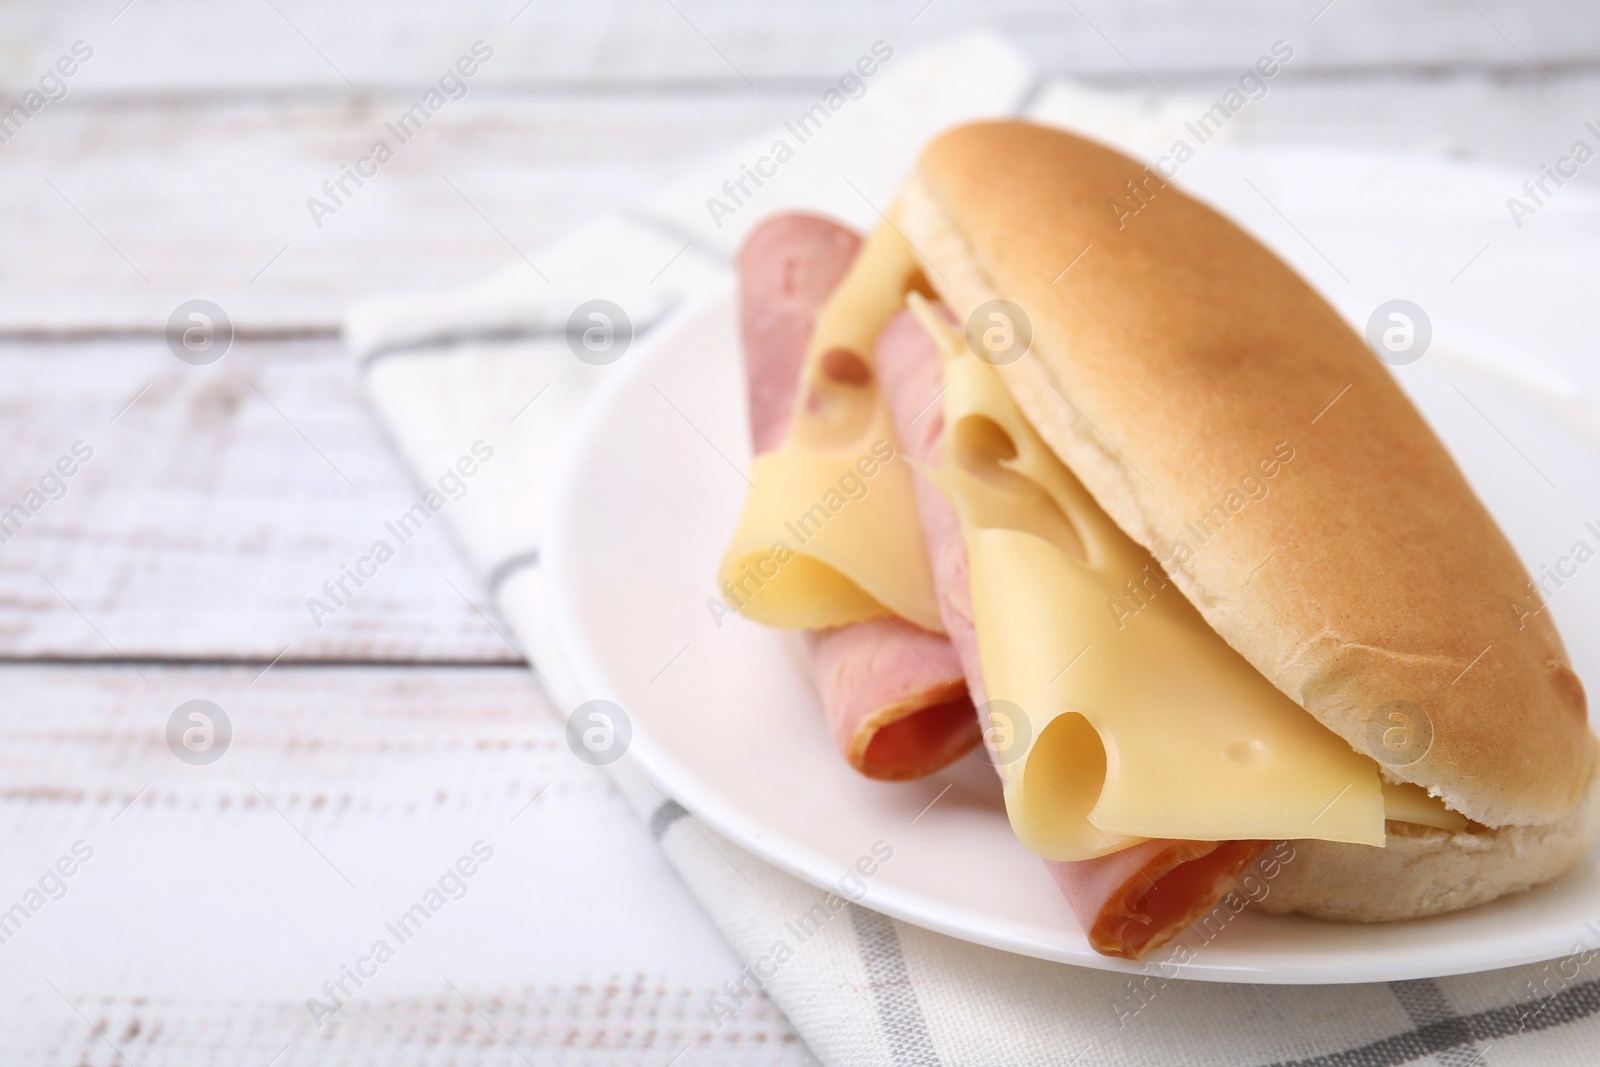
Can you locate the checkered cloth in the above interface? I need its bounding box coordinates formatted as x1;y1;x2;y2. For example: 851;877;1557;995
346;31;1600;1066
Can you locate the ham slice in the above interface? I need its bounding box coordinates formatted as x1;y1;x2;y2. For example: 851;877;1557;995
737;214;981;781
874;305;1269;958
1048;839;1271;958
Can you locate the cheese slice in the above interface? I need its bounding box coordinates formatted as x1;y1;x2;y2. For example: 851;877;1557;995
719;219;944;633
909;295;1388;860
1382;781;1469;833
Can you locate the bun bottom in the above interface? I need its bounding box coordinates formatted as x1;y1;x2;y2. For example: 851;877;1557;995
1258;744;1600;922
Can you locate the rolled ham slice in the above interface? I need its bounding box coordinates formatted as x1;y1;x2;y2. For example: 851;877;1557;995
874;305;1269;958
738;214;981;781
1048;838;1271;959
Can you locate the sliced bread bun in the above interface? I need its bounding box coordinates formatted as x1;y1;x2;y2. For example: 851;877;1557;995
899;120;1593;831
1259;743;1600;921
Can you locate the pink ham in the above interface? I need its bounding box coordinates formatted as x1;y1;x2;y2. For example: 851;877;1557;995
1047;838;1270;958
738;214;981;781
874;305;1269;959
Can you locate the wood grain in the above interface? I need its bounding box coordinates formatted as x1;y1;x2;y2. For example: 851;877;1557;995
2;76;1597;335
0;664;803;1064
0;337;524;661
7;0;1595;93
0;94;794;334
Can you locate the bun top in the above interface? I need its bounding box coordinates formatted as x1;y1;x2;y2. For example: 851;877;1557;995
902;120;1591;827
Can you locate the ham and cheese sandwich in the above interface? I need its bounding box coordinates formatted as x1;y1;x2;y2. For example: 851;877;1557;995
734;216;1267;955
718;120;1600;959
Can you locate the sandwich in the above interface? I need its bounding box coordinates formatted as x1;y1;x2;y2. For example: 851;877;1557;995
717;120;1600;959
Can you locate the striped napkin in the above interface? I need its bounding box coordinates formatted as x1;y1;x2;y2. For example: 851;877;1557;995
346;31;1600;1066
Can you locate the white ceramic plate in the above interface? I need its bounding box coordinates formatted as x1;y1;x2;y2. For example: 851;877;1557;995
543;147;1600;984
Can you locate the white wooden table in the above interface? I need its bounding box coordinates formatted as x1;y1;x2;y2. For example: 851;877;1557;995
2;3;1596;1063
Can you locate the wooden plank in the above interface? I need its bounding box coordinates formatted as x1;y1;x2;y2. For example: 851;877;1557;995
0;337;525;661
0;663;804;1063
7;0;1596;95
1239;72;1600;165
0;664;566;814
4;76;1599;335
0;94;795;333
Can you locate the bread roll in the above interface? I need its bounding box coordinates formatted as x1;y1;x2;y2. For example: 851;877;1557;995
899;120;1593;831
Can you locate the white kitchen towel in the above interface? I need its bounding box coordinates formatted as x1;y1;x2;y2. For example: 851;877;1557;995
346;30;1600;1067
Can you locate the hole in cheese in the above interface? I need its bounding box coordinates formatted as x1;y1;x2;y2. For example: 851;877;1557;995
820;347;872;385
1022;711;1112;854
952;415;1089;563
953;413;1018;465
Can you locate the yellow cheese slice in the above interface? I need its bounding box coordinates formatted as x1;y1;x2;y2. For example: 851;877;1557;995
909;295;1388;860
718;219;944;633
1382;781;1469;833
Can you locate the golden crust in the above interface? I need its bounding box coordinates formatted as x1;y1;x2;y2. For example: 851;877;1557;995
904;121;1592;828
